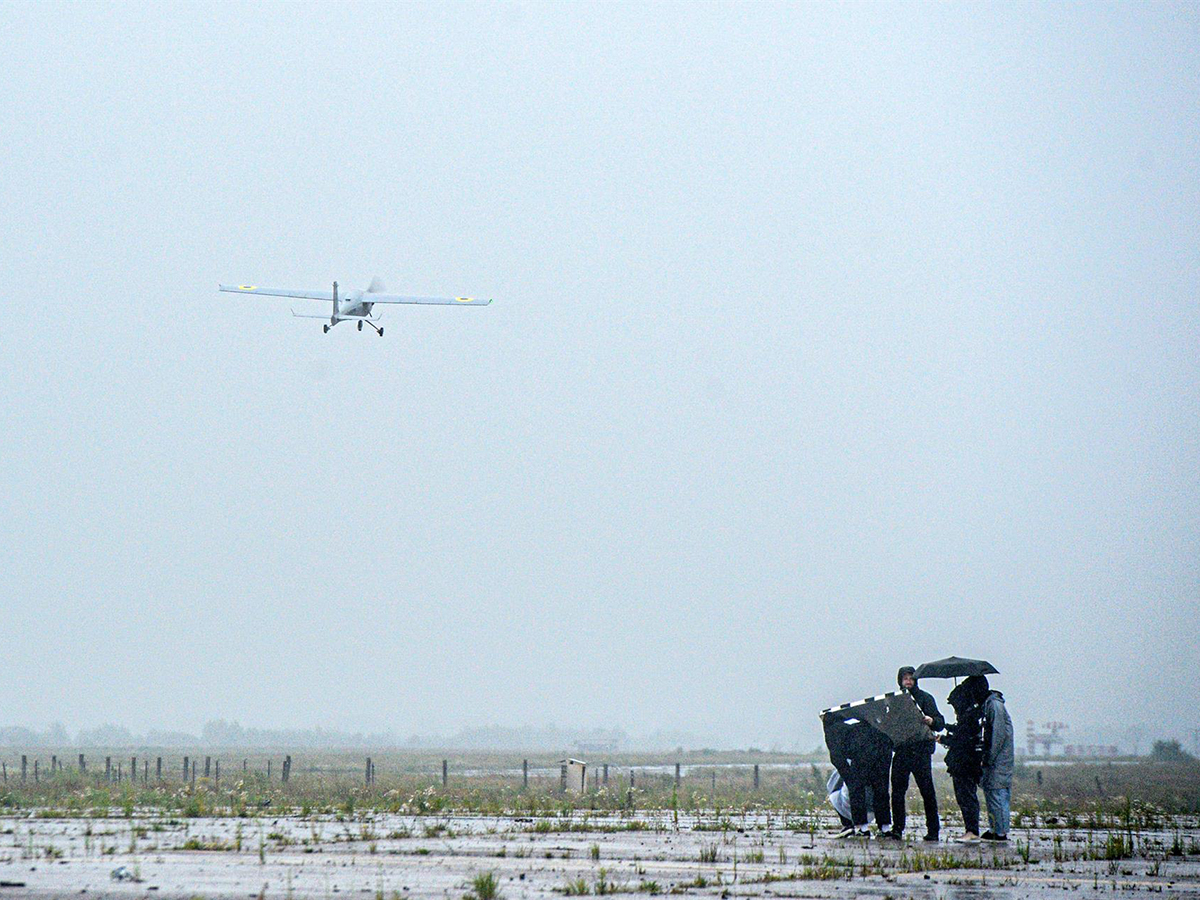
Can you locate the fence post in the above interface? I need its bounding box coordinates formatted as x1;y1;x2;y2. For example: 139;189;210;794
753;764;760;790
366;758;372;786
156;757;162;780
106;756;112;781
144;760;149;784
442;759;448;787
183;756;189;781
674;763;681;788
603;763;608;786
52;754;57;774
559;764;567;792
79;753;86;774
267;760;272;780
34;760;39;783
523;759;528;789
711;771;716;792
132;757;137;783
215;760;220;786
205;756;211;778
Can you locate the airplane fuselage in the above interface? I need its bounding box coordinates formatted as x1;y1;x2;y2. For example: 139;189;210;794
332;289;374;320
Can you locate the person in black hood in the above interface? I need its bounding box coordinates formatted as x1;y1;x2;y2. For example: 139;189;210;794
886;666;945;841
822;713;893;837
940;675;988;843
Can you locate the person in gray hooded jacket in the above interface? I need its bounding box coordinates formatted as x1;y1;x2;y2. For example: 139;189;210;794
976;675;1013;840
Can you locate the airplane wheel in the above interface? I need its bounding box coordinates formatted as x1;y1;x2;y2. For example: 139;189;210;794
323;324;329;333
358;321;363;331
378;327;384;337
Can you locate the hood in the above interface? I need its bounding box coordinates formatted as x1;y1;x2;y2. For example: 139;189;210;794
963;674;990;704
897;666;917;689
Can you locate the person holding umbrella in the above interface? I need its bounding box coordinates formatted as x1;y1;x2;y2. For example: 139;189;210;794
940;676;987;843
914;658;1001;844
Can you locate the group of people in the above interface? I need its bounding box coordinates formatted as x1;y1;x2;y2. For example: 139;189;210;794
823;666;1014;844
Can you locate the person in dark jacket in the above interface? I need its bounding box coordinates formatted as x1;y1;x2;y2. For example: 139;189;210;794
940;676;988;843
886;666;945;841
823;713;893;837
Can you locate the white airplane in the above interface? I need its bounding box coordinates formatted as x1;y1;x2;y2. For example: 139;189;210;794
219;277;492;335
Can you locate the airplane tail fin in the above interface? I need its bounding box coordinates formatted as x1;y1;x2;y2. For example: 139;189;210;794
367;276;386;293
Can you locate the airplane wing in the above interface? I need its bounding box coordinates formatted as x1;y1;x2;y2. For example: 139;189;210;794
366;294;492;306
290;309;378;320
219;284;334;301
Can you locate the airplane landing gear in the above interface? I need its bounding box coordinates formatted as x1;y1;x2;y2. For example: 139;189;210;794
378;327;384;337
323;324;329;333
358;320;363;331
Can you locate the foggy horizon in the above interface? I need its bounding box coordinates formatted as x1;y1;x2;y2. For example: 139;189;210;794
2;3;1197;756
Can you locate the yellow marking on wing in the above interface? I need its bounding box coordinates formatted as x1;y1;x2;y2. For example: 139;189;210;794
238;285;257;290
455;296;474;302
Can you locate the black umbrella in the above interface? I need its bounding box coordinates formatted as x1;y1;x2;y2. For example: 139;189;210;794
914;656;999;679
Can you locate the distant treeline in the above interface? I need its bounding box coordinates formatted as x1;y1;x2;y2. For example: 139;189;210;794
0;721;689;751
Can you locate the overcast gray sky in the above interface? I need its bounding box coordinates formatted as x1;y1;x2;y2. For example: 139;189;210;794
1;1;1196;749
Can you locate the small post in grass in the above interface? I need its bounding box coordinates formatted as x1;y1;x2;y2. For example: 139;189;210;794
675;762;681;787
523;759;529;789
183;756;189;781
603;763;608;786
78;753;86;774
442;759;448;787
753;764;760;790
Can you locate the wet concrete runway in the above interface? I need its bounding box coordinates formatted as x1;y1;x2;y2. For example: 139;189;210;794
2;811;1198;899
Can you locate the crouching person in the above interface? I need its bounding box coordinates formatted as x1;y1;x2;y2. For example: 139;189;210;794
826;769;878;830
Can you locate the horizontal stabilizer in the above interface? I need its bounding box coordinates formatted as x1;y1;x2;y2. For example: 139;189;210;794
367;294;492;306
